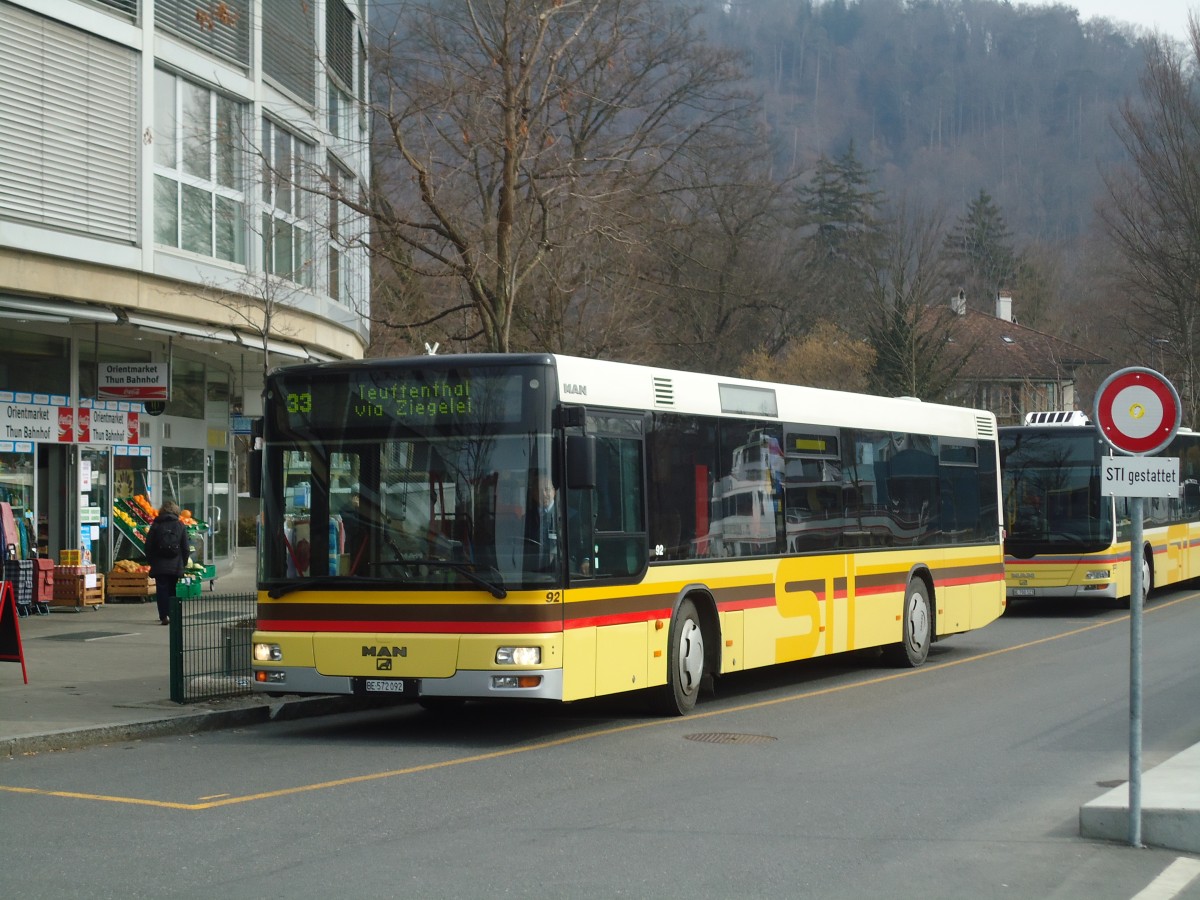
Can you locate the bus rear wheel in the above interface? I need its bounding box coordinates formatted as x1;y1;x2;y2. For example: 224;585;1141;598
1136;550;1151;607
652;598;705;716
883;578;931;668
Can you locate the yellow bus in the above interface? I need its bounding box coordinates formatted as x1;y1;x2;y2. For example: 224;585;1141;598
250;354;1006;714
1001;412;1200;605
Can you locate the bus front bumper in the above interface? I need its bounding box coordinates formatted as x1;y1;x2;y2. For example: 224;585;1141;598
250;665;565;701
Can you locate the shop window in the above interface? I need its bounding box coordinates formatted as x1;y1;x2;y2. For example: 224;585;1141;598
79;342;153;400
166;359;206;419
0;330;69;396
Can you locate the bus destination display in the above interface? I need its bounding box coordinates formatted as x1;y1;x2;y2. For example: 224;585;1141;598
276;368;532;430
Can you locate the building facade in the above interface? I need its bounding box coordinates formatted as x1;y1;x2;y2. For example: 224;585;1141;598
948;294;1107;426
0;0;370;579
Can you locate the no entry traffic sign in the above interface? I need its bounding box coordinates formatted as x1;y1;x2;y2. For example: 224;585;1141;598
1093;367;1181;456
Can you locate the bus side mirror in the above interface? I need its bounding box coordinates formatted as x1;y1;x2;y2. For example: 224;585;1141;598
567;435;596;489
248;417;263;499
249;450;262;499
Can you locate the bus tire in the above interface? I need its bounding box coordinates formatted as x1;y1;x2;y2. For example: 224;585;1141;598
883;577;932;668
1139;549;1152;605
653;598;705;716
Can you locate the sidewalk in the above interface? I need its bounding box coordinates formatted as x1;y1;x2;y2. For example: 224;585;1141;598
0;552;371;757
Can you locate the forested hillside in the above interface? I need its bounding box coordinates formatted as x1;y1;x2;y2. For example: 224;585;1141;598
703;0;1155;241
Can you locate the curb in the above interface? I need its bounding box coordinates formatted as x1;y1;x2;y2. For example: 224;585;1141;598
3;694;403;757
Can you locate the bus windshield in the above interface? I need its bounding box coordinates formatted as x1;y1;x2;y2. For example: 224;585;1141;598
259;360;564;594
1000;427;1112;556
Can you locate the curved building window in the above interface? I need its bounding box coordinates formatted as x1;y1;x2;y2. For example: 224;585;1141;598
154;69;247;263
262;118;314;286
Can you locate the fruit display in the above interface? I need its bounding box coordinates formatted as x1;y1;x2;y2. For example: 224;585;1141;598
111;558;150;574
131;494;157;520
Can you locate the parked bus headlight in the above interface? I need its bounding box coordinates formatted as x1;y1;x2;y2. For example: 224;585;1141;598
254;642;283;662
495;646;541;666
1085;570;1111;580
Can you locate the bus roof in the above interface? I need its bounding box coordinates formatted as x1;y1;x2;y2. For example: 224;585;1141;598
549;354;995;441
268;353;996;442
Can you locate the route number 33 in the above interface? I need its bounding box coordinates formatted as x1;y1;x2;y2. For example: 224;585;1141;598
286;392;312;414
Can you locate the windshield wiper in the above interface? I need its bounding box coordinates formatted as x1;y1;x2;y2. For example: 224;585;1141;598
397;559;508;599
267;575;378;599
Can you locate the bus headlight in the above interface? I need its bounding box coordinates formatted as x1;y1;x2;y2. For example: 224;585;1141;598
495;646;541;666
1085;570;1111;580
254;642;282;662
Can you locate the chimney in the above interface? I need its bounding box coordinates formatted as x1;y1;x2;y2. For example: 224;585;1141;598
996;293;1013;322
951;289;967;316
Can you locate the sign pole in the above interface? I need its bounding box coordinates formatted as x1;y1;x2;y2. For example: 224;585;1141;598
1093;366;1181;849
1128;496;1143;848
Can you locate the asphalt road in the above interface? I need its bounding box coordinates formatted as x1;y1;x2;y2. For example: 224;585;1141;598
2;587;1199;900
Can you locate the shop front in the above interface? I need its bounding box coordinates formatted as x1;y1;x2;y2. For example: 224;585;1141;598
0;326;242;599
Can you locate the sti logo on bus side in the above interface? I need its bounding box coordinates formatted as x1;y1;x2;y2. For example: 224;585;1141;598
363;645;407;658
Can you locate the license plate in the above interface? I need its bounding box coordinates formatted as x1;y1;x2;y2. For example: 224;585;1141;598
365;679;405;692
1011;588;1035;597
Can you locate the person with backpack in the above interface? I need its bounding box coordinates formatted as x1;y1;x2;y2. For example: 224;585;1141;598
146;499;189;625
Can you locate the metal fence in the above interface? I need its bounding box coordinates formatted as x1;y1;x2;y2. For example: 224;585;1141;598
168;592;257;703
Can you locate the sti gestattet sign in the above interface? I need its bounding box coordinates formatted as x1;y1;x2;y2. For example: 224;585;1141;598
98;362;169;401
1094;367;1181;498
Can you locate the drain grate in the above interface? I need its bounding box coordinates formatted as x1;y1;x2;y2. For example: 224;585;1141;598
42;631;132;642
684;732;777;745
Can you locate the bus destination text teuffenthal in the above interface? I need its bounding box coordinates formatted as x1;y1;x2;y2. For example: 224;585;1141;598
355;381;472;419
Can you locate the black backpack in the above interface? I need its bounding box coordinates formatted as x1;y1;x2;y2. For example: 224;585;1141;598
154;522;183;560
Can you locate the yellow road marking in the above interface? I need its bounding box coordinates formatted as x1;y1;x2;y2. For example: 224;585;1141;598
3;592;1196;811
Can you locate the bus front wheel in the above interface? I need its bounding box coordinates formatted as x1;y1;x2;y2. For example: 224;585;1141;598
653;598;705;716
883;578;932;668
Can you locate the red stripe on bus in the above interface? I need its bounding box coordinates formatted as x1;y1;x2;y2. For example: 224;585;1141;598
256;619;563;634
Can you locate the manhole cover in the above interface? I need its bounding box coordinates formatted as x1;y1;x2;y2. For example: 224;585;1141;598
42;631;132;642
684;732;777;745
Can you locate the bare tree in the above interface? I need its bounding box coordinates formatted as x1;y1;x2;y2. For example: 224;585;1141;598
364;0;758;354
1099;16;1200;424
635;138;797;373
863;203;970;400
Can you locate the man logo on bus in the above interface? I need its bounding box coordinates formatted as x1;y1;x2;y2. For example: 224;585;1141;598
363;645;407;658
377;658;392;671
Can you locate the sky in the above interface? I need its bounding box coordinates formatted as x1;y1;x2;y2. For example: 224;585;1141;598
1025;0;1194;45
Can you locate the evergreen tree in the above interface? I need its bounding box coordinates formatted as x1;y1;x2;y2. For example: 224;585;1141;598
781;143;885;338
944;189;1020;310
797;142;883;262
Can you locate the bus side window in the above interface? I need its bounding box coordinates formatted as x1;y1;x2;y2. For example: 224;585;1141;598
591;433;647;577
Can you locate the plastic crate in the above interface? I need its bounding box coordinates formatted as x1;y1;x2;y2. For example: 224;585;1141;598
175;577;202;599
